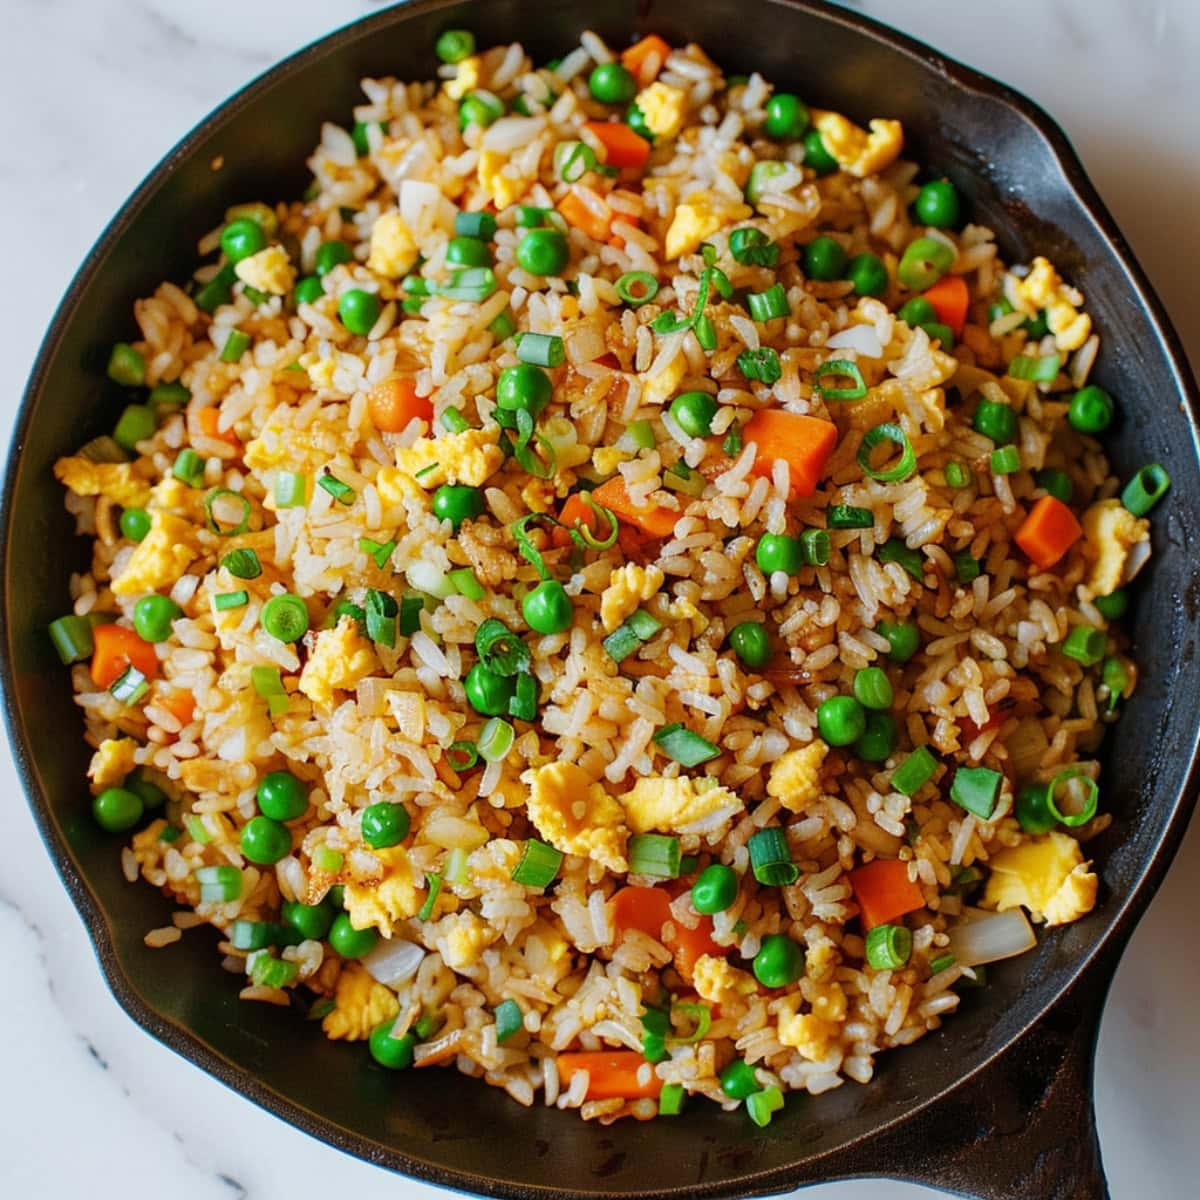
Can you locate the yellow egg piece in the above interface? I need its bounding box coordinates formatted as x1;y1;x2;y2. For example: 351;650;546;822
298;618;379;711
766;741;828;813
620;775;743;835
522;761;628;872
321;961;399;1041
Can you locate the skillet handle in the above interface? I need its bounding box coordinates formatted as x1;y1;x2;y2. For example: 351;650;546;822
837;944;1119;1199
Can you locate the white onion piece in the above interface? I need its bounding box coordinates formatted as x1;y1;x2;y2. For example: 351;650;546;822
825;323;883;359
361;937;425;989
947;907;1036;967
1123;538;1152;584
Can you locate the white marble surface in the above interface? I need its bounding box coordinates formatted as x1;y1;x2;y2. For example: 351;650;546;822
2;1;1199;1197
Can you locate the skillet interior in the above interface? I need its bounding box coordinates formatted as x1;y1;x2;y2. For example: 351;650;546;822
5;1;1200;1196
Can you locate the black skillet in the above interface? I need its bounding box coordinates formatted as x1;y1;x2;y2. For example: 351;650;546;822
4;1;1200;1197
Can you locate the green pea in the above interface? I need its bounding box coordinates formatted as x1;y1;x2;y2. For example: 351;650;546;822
93;787;144;833
256;770;309;821
132;594;182;644
431;484;484;529
446;236;490;268
328;912;377;958
281;900;334;941
803;128;838;174
897;236;955;290
125;772;167;810
728;621;770;669
369;1021;416;1069
220;218;267;264
1015;783;1056;834
852;667;894;710
239;815;292;865
719;1059;760;1099
120;507;152;542
459;92;503;130
496;363;552;414
588;62;637;105
752;933;805;988
314;240;352;276
691;864;738;914
523;580;574;634
626;103;655;143
294;275;324;306
464;662;516;716
803;236;848;281
853;711;898;762
668;390;717;437
1068;385;1115;434
755;532;803;576
898;297;937;327
1094;589;1128;621
361;801;411;849
847;252;889;297
816;695;866;746
1024;309;1050;338
435;29;475;64
913;179;961;229
877;619;920;663
338;289;382;335
328;884;346;909
516;228;569;277
764;93;810;140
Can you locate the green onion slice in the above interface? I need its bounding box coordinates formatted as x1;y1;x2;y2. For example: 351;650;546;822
273;471;307;508
48;615;94;664
494;998;524;1042
511;838;563;888
110;665;150;705
827;505;874;529
653;722;720;767
418;872;444;921
553;139;597;182
508;671;539;722
359;537;396;569
948;765;1003;819
477;716;515;762
729;227;780;267
446;741;480;772
318;472;356;505
669;1002;712;1044
628;833;682;879
1121;464;1170;516
865;922;913;970
222;548;262;579
748;826;798;886
1046;767;1099;827
858;423;917;482
365;589;398;648
891;746;938;796
475;619;531;677
511;513;557;581
615;271;659;307
737;346;782;384
878;537;924;581
1007;353;1061;383
813;359;867;401
214;590;248;611
438;266;498;303
568;495;619;550
203;487;252;536
516;332;566;368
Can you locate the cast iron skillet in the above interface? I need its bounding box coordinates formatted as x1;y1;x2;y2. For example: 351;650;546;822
4;1;1199;1196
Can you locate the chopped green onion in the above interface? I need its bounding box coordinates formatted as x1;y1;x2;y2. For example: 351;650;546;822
603;609;662;663
510;513;554;580
1046;767;1099;827
110;665;150;705
222;548;262;579
446;741;479;772
642;1028;668;1064
508;671;539;721
399;593;425;637
194;864;243;903
954;553;981;583
669;1002;711;1044
972;398;1017;445
318;472;355;505
327;600;366;633
626;610;663;641
722;426;743;456
1007;353;1061;383
112;404;157;452
990;445;1021;474
615;270;659;306
516;205;552;228
475;619;531;677
747;282;789;322
172;448;205;487
251;666;289;716
694;314;718;352
359;537;395;569
249;954;299;989
748;827;798;886
827;505;874;529
746;1086;784;1128
1018;783;1063;835
799;528;830;566
1101;656;1129;711
214;590;248;611
929;952;956;975
944;460;971;489
859;424;917;482
494;998;523;1042
260;594;309;643
456;210;497;240
553;139;598;182
488;308;517;341
77;435;130;464
814;359;867;401
439;266;497;303
737;346;782;384
1061;624;1105;666
194;265;237;313
365;589;398;648
617;419;656;452
653;722;720;767
729;227;780;267
441;406;471;433
443;846;470;886
663;460;706;498
516;332;565;368
448;567;486;600
628;833;682;879
148;381;190;414
203;487;251;536
220;329;251;363
312;844;343;873
184;813;213;844
865;923;913;970
107;343;146;387
478;716;515;762
274;471;307;508
1121;464;1170;515
878;537;924;580
658;1083;686;1116
949;765;1003;819
511;838;563;888
418;872;444;921
48;615;94;664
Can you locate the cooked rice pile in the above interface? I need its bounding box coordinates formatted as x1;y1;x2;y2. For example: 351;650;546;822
54;29;1155;1124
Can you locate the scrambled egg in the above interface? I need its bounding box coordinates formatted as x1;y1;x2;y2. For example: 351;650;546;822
634;82;687;140
321;961;399;1041
1079;499;1149;600
600;563;664;632
366;210;419;279
641;351;687;407
344;846;420;938
693;954;757;1006
592;446;629;476
808;109;903;177
54;457;151;508
664;195;753;260
1008;257;1092;352
376;428;503;496
233;245;295;295
522;761;629;873
111;511;198;596
620;775;743;835
766;740;828;813
983;830;1098;926
805;940;838;982
298;618;378;710
443;54;481;101
88;738;137;792
778;999;840;1062
477;149;527;209
440;912;498;971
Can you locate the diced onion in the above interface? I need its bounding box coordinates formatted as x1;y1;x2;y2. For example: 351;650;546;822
825;323;883;359
947;907;1036;967
361;937;425;988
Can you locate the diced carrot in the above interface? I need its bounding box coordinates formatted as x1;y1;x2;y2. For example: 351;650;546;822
590;475;679;539
157;688;195;727
1014;494;1082;570
848;859;925;930
91;624;159;690
197;407;239;445
922;275;969;337
743;409;839;498
557;1051;663;1100
620;34;672;87
367;376;432;433
610;886;726;984
663;918;725;984
558;191;612;243
551;492;604;548
583;121;651;171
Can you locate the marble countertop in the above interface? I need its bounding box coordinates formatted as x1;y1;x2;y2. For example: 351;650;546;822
2;1;1198;1197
